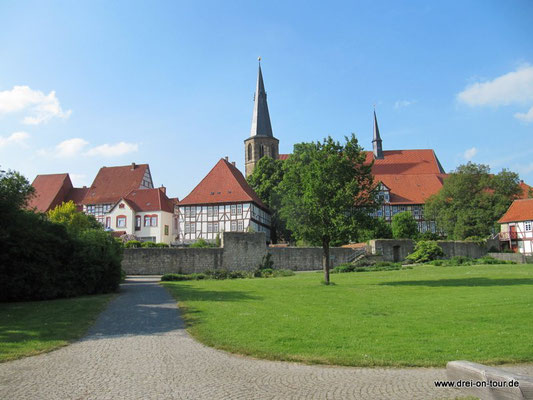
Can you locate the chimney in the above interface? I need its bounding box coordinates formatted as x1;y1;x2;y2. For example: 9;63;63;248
131;162;136;170
160;185;166;194
231;161;236;167
224;156;229;161
83;186;87;189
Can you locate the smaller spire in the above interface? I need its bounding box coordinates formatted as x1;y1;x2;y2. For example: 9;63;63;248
250;58;273;137
372;109;384;159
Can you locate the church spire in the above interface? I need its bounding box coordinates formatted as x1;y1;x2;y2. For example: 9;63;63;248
372;108;384;159
250;58;273;137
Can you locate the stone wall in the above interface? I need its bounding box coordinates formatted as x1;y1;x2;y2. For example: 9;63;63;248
268;247;354;271
122;232;356;274
369;239;499;262
487;252;529;264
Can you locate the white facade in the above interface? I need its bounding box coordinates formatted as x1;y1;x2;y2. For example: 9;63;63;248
500;220;533;255
106;199;177;244
178;202;271;243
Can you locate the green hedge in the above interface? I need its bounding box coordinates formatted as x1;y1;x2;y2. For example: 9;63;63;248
0;211;123;302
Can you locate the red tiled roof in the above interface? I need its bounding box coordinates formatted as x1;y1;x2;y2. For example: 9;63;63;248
179;158;267;209
365;150;445;175
376;174;446;204
123;188;174;213
278;154;290;160
29;173;73;212
65;187;89;204
82;164;150;205
498;199;533;223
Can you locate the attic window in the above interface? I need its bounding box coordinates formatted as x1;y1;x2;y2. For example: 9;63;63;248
119;204;125;209
211;192;215;195
217;192;221;194
228;190;232;194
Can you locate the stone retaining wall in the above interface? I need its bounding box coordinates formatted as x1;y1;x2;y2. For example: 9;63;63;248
122;232;356;274
487;252;530;264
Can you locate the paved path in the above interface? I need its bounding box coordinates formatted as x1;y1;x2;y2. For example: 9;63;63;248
1;277;532;400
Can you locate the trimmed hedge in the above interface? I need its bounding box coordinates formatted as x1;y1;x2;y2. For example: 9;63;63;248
161;268;295;281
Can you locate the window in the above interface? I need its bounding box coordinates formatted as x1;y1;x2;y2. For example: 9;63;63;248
117;215;126;228
231;205;236;215
259;145;264;158
207;206;213;217
135;216;141;229
164;225;169;235
151;216;158;227
174;217;178;230
207;223;213;233
106;217;111;229
238;221;244;231
526;221;532;231
248;144;252;161
144;215;151;227
237;204;242;214
231;221;237;231
213;223;219;232
191;223;195;233
271;145;275;158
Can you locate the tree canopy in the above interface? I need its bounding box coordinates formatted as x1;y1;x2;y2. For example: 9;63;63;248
247;156;291;243
48;201;101;236
425;163;522;240
391;211;419;239
279;135;376;284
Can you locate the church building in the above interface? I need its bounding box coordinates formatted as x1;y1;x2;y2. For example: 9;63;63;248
244;62;446;233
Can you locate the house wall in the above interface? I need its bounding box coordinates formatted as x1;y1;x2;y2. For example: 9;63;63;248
107;201;135;234
135;211;174;244
500;221;533;255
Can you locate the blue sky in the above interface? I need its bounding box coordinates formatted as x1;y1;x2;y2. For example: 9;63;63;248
1;0;532;199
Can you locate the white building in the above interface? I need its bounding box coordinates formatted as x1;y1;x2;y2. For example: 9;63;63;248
178;157;271;243
498;198;533;255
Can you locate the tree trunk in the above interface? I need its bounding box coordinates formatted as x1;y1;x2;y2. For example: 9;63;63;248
322;237;330;284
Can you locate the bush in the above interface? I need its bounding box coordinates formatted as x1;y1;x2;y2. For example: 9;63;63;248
430;255;517;267
156;242;169;248
161;273;193;281
125;240;141;248
406;241;444;263
332;261;403;273
190;238;217;248
418;232;441;241
141;241;157;248
391;212;419;239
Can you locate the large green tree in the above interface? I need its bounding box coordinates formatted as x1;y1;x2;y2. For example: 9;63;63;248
247;156;291;243
425;163;522;240
279;135;376;284
391;211;419;239
48;201;101;236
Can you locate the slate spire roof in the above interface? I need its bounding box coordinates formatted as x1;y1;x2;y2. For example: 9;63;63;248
372;109;384;159
250;61;273;138
179;158;267;210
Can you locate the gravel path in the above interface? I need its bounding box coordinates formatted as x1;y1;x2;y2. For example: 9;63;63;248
1;276;531;400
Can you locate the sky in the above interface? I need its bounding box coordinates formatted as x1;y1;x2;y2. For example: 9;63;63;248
1;0;532;199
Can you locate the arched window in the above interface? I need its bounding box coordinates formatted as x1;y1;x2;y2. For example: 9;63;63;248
259;145;264;158
271;145;275;158
247;143;252;161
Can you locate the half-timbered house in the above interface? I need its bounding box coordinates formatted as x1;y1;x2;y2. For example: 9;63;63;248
178;157;271;243
498;198;533;255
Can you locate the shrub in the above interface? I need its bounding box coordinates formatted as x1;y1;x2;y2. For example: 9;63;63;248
156;242;169;248
406;241;444;263
190;238;217;248
215;234;221;247
161;273;193;281
273;269;295;277
391;212;419;239
141;241;157;248
125;240;141;248
417;231;441;241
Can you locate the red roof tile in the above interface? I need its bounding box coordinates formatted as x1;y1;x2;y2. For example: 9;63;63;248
29;173;73;212
498;199;533;223
376;174;446;204
278;154;290;160
122;188;174;213
365;150;445;175
82;164;150;205
519;181;533;199
179;158;267;209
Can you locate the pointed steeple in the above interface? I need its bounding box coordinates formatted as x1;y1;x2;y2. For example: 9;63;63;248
250;59;273;137
372;109;384;159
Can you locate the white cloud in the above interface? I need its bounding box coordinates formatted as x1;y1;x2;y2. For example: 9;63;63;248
0;85;72;125
514;106;533;122
0;131;30;148
463;147;478;161
53;138;89;158
457;64;533;122
86;142;138;157
69;173;88;186
394;100;415;109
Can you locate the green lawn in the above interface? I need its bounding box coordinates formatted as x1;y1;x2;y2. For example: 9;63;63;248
163;264;533;367
0;294;114;362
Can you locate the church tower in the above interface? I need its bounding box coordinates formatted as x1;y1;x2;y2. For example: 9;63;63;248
372;109;384;159
244;59;279;178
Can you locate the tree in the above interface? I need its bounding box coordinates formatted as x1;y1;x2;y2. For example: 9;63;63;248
391;211;419;239
279;135;376;284
247;156;291;243
359;217;392;241
48;201;101;235
0;168;34;216
425;163;522;240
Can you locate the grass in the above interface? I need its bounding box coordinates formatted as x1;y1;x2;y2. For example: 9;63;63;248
163;264;533;367
0;294;114;362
